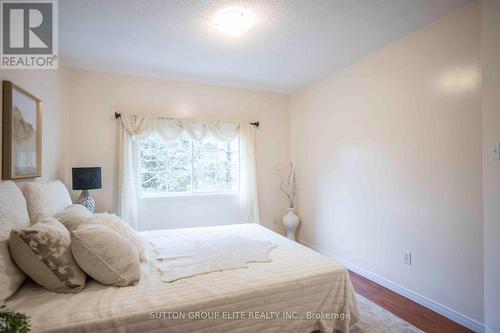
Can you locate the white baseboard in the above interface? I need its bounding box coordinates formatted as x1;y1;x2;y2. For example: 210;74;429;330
298;239;485;333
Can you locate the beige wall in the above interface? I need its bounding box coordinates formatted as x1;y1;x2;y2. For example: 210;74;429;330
481;1;500;332
0;67;70;182
67;69;291;232
291;3;483;325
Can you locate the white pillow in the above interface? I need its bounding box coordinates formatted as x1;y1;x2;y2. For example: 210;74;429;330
54;204;93;231
22;181;72;222
0;181;29;303
87;213;147;261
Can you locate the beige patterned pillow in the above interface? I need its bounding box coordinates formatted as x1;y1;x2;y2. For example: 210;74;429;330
71;224;141;287
9;215;86;293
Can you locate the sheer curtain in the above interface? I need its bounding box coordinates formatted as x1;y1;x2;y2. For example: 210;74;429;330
239;123;260;224
117;113;260;229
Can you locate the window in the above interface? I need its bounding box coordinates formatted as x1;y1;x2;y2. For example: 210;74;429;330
139;132;239;196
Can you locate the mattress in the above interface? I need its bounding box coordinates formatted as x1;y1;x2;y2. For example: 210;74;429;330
5;224;360;333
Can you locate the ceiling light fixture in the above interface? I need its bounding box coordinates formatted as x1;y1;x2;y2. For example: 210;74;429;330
213;9;255;37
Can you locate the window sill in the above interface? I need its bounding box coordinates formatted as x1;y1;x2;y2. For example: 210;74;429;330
138;192;240;201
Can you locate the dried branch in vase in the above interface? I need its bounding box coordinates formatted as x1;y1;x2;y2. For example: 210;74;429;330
275;162;297;208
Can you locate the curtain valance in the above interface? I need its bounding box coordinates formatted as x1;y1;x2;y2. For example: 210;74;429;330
120;113;240;142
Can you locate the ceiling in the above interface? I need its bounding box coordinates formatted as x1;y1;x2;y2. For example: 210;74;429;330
60;0;470;94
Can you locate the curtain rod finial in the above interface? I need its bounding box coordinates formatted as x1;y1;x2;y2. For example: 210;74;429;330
115;112;121;119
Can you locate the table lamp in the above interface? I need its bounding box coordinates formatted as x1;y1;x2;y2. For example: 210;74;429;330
72;167;102;213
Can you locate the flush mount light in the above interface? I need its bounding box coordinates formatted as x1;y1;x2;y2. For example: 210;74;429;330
213;9;256;37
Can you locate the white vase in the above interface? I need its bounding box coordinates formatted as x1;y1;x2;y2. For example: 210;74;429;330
282;208;300;241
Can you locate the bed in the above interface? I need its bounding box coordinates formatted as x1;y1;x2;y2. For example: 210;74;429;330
5;223;360;333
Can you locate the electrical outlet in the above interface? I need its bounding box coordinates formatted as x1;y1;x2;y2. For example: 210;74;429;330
404;251;412;265
493;143;500;161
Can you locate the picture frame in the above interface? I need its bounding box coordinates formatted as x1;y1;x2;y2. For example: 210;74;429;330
2;81;43;179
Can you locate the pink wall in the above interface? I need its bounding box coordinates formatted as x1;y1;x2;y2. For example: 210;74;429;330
481;0;500;332
0;67;70;182
291;3;483;328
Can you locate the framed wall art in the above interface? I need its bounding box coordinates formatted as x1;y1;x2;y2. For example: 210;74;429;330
2;81;43;179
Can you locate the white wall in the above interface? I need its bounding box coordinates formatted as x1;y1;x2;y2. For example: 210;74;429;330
0;66;70;182
138;194;240;231
291;3;484;327
481;1;500;332
67;69;291;232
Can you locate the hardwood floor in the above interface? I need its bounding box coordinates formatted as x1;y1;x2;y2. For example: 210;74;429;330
348;270;473;333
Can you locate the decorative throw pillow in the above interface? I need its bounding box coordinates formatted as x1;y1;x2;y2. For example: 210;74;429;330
0;181;29;303
71;224;141;287
54;204;93;231
21;181;72;223
87;213;147;261
8;215;86;293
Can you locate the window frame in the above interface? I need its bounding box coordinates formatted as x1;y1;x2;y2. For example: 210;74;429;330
137;134;240;200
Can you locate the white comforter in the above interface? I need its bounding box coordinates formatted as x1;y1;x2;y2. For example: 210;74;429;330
152;234;277;282
5;224;360;333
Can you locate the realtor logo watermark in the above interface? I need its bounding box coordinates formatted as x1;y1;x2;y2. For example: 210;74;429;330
1;0;58;69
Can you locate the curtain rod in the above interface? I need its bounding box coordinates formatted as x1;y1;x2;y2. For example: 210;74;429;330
114;112;259;128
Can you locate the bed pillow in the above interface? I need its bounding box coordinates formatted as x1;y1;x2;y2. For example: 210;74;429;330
0;181;29;303
54;204;93;231
87;213;147;261
8;215;86;293
22;181;72;222
71;224;141;287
